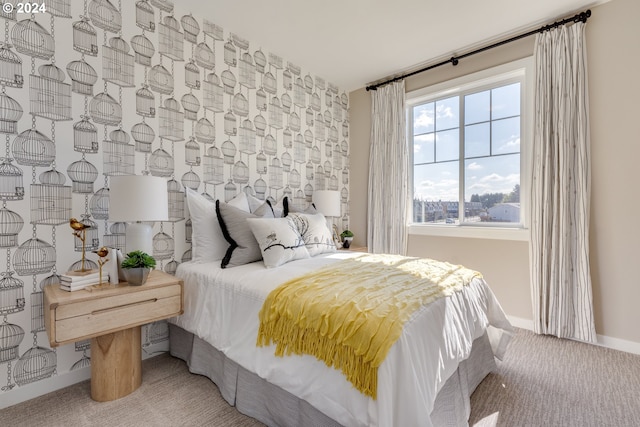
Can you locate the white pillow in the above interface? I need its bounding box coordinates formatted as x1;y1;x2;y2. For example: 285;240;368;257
246;217;310;268
245;192;264;213
287;213;337;257
185;188;250;263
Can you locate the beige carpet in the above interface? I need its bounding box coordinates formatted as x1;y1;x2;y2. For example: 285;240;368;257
2;329;639;426
469;329;640;427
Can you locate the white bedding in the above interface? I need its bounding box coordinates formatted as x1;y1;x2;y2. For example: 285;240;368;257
170;252;513;427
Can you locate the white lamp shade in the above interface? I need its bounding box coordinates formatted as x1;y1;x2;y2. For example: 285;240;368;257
109;175;169;222
312;190;341;217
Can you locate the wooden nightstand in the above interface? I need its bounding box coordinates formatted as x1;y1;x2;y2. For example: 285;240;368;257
44;269;183;402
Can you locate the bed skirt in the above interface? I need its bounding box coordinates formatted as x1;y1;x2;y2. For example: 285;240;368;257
168;324;496;427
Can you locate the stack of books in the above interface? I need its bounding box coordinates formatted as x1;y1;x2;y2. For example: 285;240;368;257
60;270;108;292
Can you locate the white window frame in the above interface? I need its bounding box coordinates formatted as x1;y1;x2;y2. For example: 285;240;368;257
407;57;533;241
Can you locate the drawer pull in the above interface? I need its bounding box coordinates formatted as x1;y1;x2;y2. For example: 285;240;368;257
91;298;158;315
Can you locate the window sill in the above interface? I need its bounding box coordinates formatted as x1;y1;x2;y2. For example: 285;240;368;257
408;224;529;241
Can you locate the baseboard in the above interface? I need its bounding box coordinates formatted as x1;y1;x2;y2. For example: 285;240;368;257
0;348;168;410
0;366;91;410
506;315;640;356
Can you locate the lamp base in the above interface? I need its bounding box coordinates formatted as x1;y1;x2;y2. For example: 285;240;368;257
125;222;153;255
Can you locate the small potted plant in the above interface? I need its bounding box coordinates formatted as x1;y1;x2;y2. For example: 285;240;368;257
121;250;156;286
340;230;354;249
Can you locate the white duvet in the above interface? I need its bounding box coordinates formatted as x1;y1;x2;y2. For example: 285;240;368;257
170;251;513;427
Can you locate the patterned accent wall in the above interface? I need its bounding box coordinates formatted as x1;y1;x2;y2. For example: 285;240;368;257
0;0;349;398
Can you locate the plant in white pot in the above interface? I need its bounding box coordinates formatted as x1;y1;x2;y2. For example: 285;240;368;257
340;229;354;249
121;250;156;286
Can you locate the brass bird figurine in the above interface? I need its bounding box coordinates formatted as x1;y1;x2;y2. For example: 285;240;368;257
94;246;109;258
70;217;91;231
70;217;93;272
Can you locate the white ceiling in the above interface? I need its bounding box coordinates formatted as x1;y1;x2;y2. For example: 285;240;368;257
181;0;606;92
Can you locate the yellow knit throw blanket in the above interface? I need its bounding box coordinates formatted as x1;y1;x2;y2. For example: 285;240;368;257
257;254;482;398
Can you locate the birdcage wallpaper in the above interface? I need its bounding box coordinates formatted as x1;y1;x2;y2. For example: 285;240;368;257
30;170;72;226
30;291;45;333
148;64;173;95
159;97;184;141
67;60;98;96
72;17;98;56
195;117;215;144
136;85;155;117
203;147;223;185
181;93;200;121
224;179;236;202
103;37;135;88
181;170;200;191
184;60;200;89
0;272;24;315
104;140;135;176
74;214;99;252
89;187;109;219
135;0;155;31
0;158;24;201
185;137;200;166
131;34;155;67
152;232;173;260
131;121;155;152
149;148;173;177
195;42;215;70
13;238;56;276
282;152;292;172
30;65;73;121
0;206;23;248
90;92;122;125
0;93;23;134
223;39;236;67
0;1;349;398
203;72;224;113
88;0;122;33
13;345;56;386
67;159;98;194
0;321;24;364
11;19;55;60
239;119;256;154
181;15;199;44
159;15;184;62
239;52;255;89
150;0;172;13
0;44;23;88
103;223;125;251
73;116;99;153
146;320;169;345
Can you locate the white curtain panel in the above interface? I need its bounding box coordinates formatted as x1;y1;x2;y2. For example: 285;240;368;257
367;80;408;255
530;22;596;342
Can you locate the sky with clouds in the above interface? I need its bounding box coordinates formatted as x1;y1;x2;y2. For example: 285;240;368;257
412;83;520;203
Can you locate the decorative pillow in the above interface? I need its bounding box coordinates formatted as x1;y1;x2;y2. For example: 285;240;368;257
246;217;310;268
270;196;286;218
216;200;274;268
185;188;251;263
287;213;336;257
227;191;250;212
246;192;265;213
283;196;317;216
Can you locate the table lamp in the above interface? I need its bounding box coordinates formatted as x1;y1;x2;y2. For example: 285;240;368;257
109;175;168;254
312;190;341;246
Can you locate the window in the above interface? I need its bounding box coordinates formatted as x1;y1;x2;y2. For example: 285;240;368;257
407;58;532;240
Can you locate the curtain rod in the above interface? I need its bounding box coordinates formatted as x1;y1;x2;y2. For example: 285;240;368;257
365;9;591;91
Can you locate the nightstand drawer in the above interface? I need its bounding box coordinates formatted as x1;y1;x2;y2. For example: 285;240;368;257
53;284;182;344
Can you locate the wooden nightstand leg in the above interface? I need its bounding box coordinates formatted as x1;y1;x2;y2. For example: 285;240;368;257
90;326;142;402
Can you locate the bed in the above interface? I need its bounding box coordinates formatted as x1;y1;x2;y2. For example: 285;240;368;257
168;251;513;427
